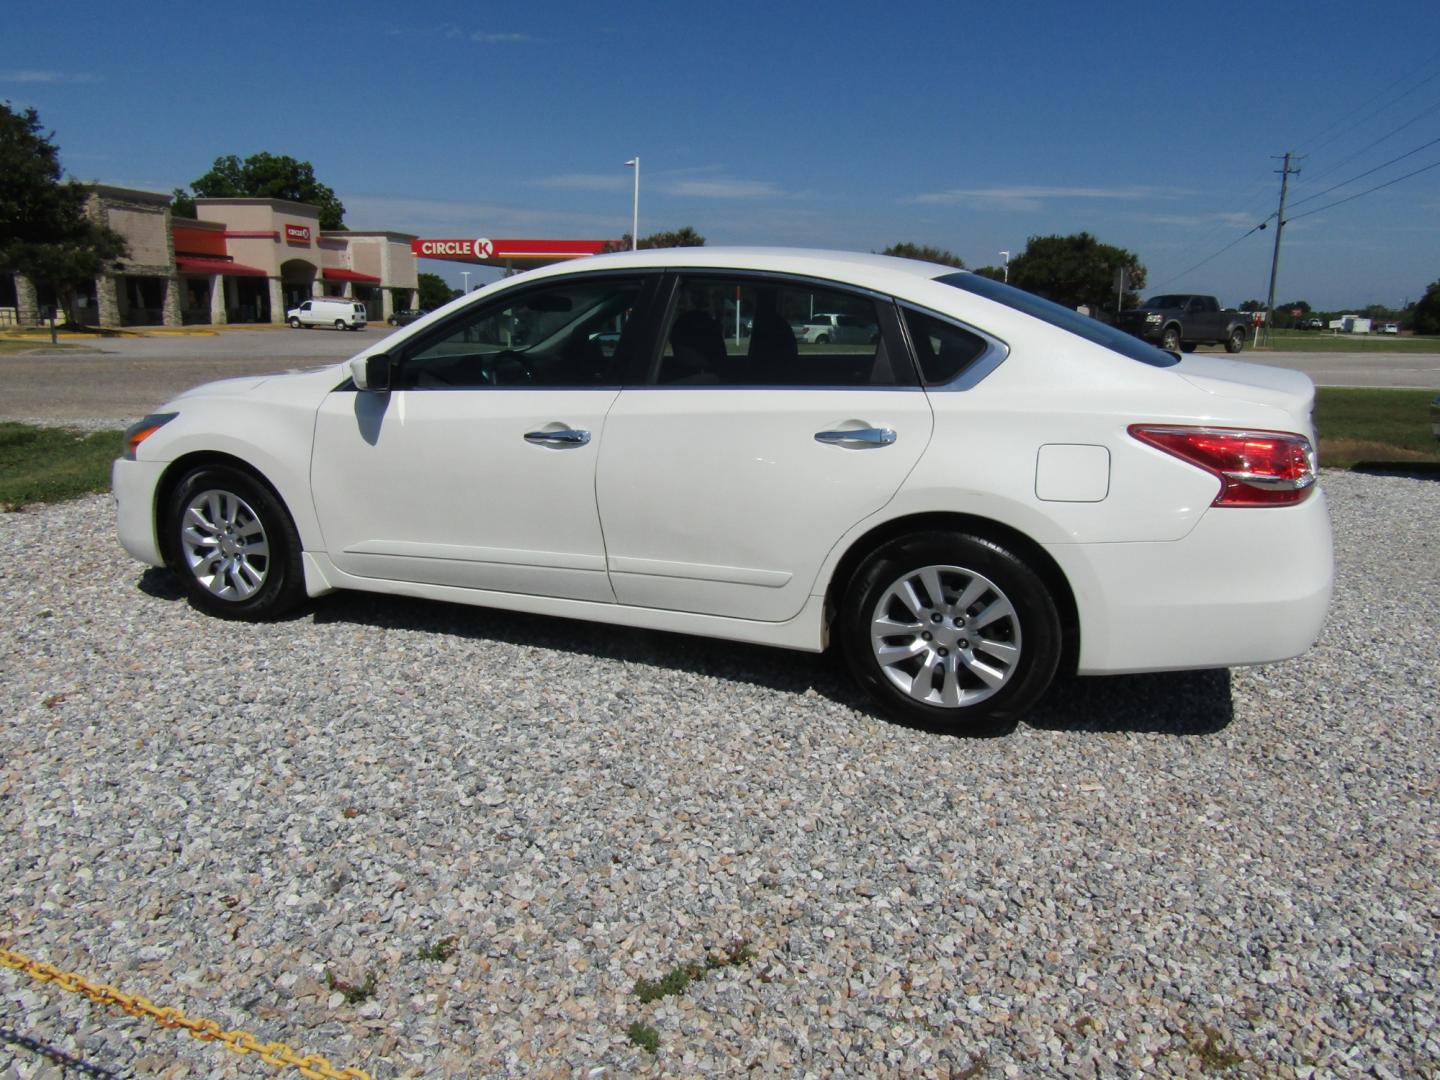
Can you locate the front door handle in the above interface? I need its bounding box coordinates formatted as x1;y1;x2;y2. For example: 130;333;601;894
524;428;591;447
814;427;897;448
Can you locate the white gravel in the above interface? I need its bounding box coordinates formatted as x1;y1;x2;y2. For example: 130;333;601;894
1;470;1436;1079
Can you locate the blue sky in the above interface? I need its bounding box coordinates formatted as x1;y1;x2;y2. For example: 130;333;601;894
5;0;1438;309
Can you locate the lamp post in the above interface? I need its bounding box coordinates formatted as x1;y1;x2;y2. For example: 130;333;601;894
461;270;471;295
625;157;640;250
999;251;1010;283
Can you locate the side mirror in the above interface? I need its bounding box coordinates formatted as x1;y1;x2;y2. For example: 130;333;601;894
350;352;392;391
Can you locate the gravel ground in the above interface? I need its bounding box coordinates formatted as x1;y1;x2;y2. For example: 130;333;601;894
1;470;1436;1079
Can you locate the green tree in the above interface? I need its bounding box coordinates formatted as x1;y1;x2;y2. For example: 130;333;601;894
1411;280;1440;336
1007;232;1146;314
971;265;1007;282
177;152;346;229
605;226;706;252
881;242;964;268
416;272;453;310
0;102;128;325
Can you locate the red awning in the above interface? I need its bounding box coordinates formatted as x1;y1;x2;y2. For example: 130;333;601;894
176;256;267;277
322;268;381;283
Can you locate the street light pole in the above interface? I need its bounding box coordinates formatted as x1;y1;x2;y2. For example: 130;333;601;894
625;157;640;250
999;251;1010;283
461;270;471;295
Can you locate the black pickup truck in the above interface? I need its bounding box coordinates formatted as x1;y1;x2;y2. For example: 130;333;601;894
1114;294;1250;354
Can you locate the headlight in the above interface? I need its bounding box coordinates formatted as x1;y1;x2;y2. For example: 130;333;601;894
1145;314;1163;324
122;413;177;460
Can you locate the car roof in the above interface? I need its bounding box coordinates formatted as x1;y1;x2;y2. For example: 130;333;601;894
514;246;956;290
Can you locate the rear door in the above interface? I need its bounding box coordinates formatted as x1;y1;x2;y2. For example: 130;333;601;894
596;272;933;622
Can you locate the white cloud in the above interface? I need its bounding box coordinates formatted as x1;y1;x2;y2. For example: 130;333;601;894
911;184;1180;211
662;179;785;199
534;173;630;192
341;193;623;237
0;70;101;84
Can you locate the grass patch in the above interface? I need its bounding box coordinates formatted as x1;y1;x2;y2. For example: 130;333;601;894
416;935;458;962
625;1020;660;1055
633;941;755;1004
0;423;123;510
325;969;377;1004
1181;1024;1245;1072
1257;329;1440;353
1314;387;1440;468
0;339;82;354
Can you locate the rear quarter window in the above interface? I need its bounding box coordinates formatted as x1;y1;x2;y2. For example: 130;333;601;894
938;272;1179;367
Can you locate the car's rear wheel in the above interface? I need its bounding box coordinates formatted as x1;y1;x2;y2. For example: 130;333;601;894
839;531;1061;735
1181;342;1197;353
1161;326;1181;353
165;465;305;621
288;317;301;329
1226;327;1246;353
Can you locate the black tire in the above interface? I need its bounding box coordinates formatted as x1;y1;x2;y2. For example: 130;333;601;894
334;319;346;331
1225;327;1245;353
1180;342;1197;353
816;333;831;344
1160;326;1182;353
838;531;1062;735
288;316;301;329
164;465;306;622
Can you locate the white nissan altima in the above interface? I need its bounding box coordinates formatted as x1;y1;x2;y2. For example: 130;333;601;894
114;249;1332;734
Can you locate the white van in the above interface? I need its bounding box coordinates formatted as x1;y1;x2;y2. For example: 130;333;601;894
286;298;368;331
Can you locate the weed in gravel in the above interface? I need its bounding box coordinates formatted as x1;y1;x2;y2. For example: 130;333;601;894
633;940;754;1003
416;936;458;962
325;969;377;1004
626;1021;659;1055
1182;1024;1245;1072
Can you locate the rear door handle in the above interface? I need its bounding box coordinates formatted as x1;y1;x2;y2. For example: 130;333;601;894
524;428;591;447
814;427;897;447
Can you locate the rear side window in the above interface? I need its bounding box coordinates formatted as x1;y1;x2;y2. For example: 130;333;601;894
938;272;1179;367
901;307;990;385
654;276;914;387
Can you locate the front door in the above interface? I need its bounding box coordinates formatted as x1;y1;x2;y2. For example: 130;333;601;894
310;272;653;603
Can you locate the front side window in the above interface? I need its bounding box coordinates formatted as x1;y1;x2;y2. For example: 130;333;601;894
654;276;911;387
394;277;644;388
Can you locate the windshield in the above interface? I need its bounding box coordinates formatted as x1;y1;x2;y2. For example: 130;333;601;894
1139;295;1188;309
937;273;1179;367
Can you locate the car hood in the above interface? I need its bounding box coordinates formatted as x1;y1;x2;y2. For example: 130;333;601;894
167;364;342;405
1175;355;1315;412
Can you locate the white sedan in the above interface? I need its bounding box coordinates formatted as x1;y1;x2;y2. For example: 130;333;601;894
114;248;1332;734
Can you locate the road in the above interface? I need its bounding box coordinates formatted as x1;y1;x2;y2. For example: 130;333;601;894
1;329;1437;425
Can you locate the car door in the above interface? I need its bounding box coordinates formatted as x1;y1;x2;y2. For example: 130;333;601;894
310;272;656;602
596;272;934;622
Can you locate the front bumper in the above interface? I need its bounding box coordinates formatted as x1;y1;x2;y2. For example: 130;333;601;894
1049;488;1333;675
112;457;167;568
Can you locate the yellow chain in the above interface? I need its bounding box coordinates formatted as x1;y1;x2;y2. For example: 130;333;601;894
0;945;370;1080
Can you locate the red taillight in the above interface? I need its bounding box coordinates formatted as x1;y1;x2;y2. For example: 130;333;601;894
1128;425;1317;506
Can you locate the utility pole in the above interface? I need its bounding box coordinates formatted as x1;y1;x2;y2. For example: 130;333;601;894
1264;151;1301;344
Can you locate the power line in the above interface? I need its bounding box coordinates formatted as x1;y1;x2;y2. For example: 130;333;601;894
1288;134;1440;209
1295;48;1440;157
1286;157;1440;223
1150;218;1271;289
1295;97;1440;190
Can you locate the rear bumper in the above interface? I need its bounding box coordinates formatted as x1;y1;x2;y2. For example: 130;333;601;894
1049;488;1333;674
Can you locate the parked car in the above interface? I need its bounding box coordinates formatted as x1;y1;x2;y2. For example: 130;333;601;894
114;249;1332;734
388;308;429;326
1383;323;1400;335
286;298;367;331
795;312;880;345
1299;316;1325;330
1114;294;1249;353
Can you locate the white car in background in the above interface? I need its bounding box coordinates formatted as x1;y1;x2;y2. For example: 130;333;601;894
114;248;1332;734
795;311;879;345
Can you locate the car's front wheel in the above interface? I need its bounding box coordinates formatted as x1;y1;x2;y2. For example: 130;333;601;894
334;319;346;331
839;531;1061;735
288;317;301;329
1160;326;1182;353
164;465;305;621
